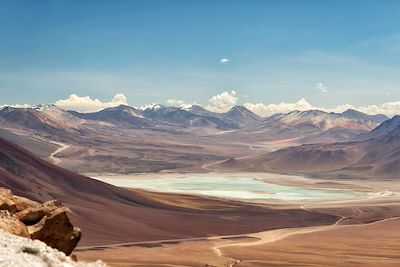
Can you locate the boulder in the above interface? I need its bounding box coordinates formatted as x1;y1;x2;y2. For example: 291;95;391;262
29;205;81;255
0;187;82;255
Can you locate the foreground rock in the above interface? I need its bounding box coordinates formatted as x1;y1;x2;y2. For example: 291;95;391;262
0;211;29;238
0;188;81;255
0;229;106;267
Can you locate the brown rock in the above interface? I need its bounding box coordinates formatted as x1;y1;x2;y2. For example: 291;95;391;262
16;200;62;225
0;210;30;238
0;188;18;213
0;187;82;255
28;204;81;255
0;188;38;213
16;207;46;225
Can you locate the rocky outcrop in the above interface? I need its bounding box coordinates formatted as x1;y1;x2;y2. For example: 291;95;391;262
0;229;106;267
0;188;81;255
0;211;30;238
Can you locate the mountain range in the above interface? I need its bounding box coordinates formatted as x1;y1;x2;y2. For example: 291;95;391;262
214;115;400;179
0;103;387;136
0;103;396;176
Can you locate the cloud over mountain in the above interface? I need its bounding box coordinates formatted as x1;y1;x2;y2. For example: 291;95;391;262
165;99;197;108
206;91;238;112
166;99;186;107
353;101;400;117
163;91;399;117
55;93;128;112
244;98;316;117
243;99;400;117
3;90;399;117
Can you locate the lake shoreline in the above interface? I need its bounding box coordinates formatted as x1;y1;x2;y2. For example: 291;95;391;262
87;172;391;204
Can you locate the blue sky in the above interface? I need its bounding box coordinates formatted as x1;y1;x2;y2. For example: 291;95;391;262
1;0;400;113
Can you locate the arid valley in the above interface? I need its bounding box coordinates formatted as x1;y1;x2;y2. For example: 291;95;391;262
1;1;400;266
1;103;399;266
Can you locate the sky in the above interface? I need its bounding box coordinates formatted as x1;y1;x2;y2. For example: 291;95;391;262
1;0;400;116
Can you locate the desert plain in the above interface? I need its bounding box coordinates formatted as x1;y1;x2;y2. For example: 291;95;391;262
77;173;400;267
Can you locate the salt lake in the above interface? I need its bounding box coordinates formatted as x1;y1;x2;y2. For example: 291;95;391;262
92;173;365;201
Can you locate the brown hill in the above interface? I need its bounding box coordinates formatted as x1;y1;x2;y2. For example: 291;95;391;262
214;117;400;179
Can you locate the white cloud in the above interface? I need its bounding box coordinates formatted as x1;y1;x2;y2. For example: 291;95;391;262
165;99;198;109
166;99;187;107
220;58;231;64
244;98;316;117
206;91;238;112
353;101;400;117
55;93;128;113
3;89;399;118
326;104;354;113
0;103;32;109
244;98;400;117
166;92;400;117
315;83;328;93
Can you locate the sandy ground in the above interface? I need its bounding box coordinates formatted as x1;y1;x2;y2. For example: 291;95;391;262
77;216;400;267
77;175;400;267
221;217;400;267
210;195;400;266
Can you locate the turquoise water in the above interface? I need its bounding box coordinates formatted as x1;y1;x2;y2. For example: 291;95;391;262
94;175;364;201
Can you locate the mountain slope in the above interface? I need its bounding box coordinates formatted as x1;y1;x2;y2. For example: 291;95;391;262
359;115;400;140
69;105;150;128
141;105;237;130
342;109;388;123
1;105;387;147
215;116;400;179
0;106;66;134
183;104;219;117
232;109;389;144
264;109;387;131
0;105;86;144
222;106;262;126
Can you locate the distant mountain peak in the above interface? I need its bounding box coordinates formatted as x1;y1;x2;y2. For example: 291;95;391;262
107;104;138;110
225;105;258;115
139;103;162;111
342;108;362;114
222;106;261;126
286;109;326;116
32;104;58;111
342;108;367;117
183;104;205;111
227;105;249;113
100;104;143;117
342;108;388;123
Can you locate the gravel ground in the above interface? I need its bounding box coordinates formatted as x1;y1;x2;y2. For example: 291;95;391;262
0;230;107;267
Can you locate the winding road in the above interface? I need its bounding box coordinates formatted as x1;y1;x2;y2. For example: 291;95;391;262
48;141;70;165
211;208;399;267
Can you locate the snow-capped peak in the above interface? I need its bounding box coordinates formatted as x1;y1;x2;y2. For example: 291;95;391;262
0;104;32;110
139;103;162;111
